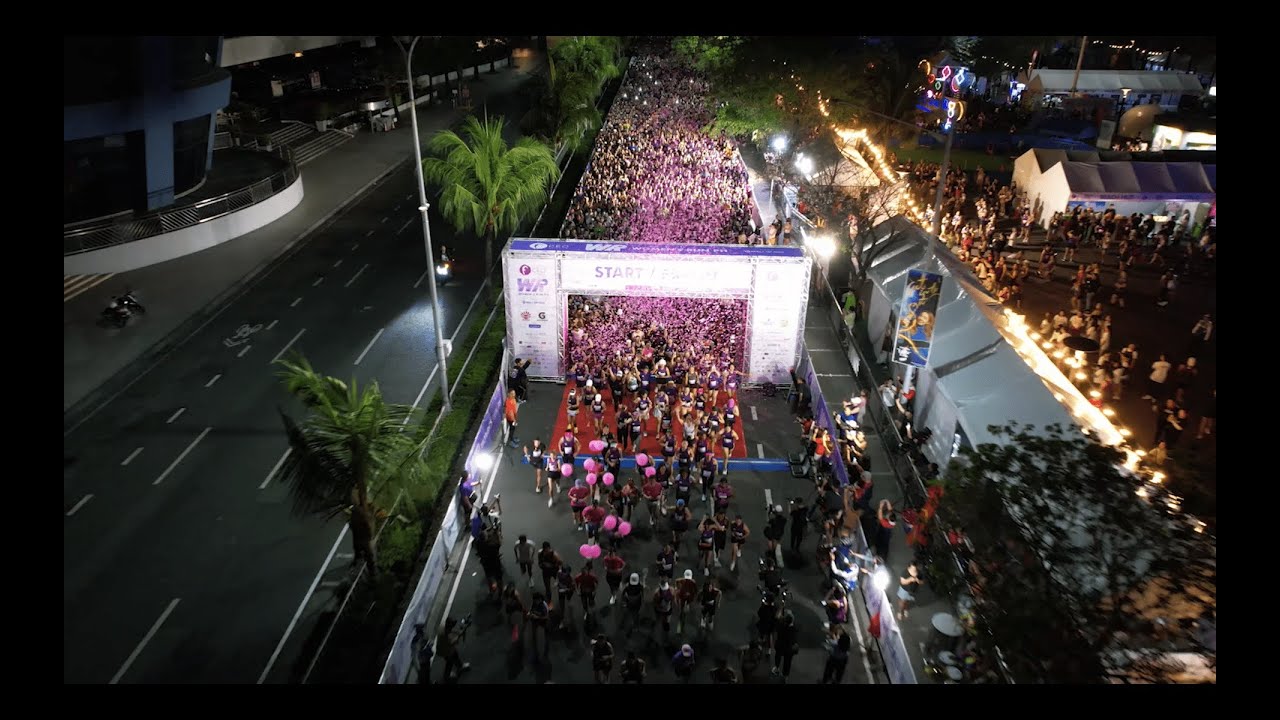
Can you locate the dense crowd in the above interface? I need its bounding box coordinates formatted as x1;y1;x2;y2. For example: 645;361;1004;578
559;54;755;244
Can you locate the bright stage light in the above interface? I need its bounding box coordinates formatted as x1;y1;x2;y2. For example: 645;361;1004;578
809;234;837;260
795;153;814;177
872;566;890;592
772;135;788;153
472;453;495;471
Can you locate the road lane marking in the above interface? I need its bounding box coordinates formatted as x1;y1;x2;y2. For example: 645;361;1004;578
765;489;772;507
312;277;324;287
396;218;413;235
110;598;181;684
405;365;440;421
380;216;388;224
266;319;279;330
66;494;93;517
394;204;401;212
121;447;144;466
354;328;385;366
205;374;222;388
237;345;252;358
750;405;759;421
290;297;302;308
336;553;354;559
258;525;349;684
344;263;370;288
757;443;765;458
270;329;306;364
260;448;292;490
405;194;412;201
351;243;359;251
412;269;429;289
332;259;343;268
166;407;185;424
365;230;375;237
153;427;212;485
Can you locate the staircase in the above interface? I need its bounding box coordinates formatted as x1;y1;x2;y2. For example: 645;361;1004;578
267;122;354;168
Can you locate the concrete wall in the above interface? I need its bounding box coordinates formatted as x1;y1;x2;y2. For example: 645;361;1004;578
64;174;304;275
221;36;373;67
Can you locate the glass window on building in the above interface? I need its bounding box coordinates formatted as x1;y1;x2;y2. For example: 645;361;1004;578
64;132;140;223
173;115;212;196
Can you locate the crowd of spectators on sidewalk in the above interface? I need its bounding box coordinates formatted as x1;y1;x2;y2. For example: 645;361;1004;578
559;52;755;245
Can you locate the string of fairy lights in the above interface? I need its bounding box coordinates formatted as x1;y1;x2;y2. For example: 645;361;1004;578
786;68;1205;533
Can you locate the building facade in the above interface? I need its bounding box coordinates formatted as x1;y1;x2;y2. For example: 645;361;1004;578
64;36;231;224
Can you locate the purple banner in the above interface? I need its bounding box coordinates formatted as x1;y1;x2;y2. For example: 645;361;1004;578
465;382;507;477
510;238;805;259
804;355;851;488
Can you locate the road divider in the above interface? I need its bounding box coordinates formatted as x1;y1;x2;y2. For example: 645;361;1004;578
121;447;144;466
354;328;386;366
270;329;306;365
110;597;180;684
152;427;212;485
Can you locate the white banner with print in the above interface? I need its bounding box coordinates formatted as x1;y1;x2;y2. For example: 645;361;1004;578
559;258;754;295
504;257;560;378
749;263;809;383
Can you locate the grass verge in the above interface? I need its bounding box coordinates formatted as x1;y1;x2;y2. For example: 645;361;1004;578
297;298;507;683
892;144;1016;173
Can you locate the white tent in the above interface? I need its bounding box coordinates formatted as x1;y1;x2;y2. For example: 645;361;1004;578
1014;148;1101;213
861;216;1081;467
1024;69;1205;109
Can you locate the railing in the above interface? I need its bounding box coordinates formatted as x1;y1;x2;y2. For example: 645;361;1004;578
63;154;299;256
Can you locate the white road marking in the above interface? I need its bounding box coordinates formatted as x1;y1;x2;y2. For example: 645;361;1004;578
814;373;847;378
153;427;211;485
312;277;324;287
260;448;292;490
336;553;354;560
290;297;302;308
270;329;306;364
354;328;385;366
365;230;375;237
204;374;222;388
258;525;349;684
110;598;180;684
405;194;413;201
764;489;772;507
319;580;342;589
351;243;359;251
66;494;93;517
808;348;840;352
166;407;186;424
380;216;388;224
64;273;116;303
757;443;765;458
237;345;252;358
121;447;144;466
332;259;343;268
344;263;370;288
412;269;429;289
750;405;759;421
396;218;413;235
405;364;440;421
266;319;279;330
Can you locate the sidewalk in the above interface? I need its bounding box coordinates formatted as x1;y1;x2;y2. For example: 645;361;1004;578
64;53;545;424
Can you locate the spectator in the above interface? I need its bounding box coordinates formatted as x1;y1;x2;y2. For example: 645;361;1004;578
1143;354;1173;405
822;630;852;684
504;389;520;447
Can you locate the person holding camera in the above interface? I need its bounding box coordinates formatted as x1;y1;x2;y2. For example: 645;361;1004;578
435;617;471;682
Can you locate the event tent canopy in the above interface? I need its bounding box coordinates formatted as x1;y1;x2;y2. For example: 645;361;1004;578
1054;160;1215;200
1024;69;1205;96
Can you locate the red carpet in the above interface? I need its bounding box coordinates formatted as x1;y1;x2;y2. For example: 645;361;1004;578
549;383;749;460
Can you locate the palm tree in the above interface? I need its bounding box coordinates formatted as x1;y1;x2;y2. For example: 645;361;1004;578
421;115;560;275
275;355;427;578
553;71;604;152
550;36;620;91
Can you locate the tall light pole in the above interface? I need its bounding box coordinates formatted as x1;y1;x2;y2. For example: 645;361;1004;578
397;35;452;412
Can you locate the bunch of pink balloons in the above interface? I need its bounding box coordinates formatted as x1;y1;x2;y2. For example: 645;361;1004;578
645;466;657;478
579;543;602;559
635;453;650;467
603;515;618;531
617;521;633;537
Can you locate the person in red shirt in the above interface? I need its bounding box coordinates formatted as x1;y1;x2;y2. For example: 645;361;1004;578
641;475;665;527
602;548;626;606
504;390;520;447
674;568;699;634
620;477;638;522
583;498;607;539
568;481;591;532
575;562;600;621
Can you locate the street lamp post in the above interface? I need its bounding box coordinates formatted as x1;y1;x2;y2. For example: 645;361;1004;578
397;35;452;412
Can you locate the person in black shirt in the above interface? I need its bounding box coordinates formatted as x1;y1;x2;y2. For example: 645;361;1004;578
773;611;799;681
619;651;646;683
591;634;614;684
509;358;532;402
789;498;808;552
823;629;852;684
710;657;738;684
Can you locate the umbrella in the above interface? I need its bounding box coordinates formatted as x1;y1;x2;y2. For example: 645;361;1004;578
1063;336;1100;353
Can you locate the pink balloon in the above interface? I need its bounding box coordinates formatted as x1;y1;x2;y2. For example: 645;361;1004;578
589;544;603;558
561;463;574;477
579;544;594;559
618;521;632;537
586;473;598;485
584;458;598;473
589;439;606;452
645;466;657;478
603;515;618;531
635;453;650;467
603;472;615;486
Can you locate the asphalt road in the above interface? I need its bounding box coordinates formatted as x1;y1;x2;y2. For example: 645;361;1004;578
63;91;531;684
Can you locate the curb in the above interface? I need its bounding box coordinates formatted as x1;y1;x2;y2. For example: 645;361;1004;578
63;157;413;437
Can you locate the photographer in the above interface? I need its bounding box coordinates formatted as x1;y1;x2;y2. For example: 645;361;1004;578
435;617;472;682
787;370;812;416
789;497;808;553
509;358;532;402
773;611;800;681
764;504;788;566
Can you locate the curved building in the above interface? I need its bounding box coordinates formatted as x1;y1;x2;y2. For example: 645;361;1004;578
64;36;232;224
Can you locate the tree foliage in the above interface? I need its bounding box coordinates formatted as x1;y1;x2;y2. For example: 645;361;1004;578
421;115;560;274
275;355;430;575
938;424;1216;683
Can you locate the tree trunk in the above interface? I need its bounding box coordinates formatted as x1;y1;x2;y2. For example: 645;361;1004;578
349;501;378;578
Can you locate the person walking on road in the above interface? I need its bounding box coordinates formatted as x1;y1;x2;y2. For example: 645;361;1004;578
822;630;852;684
619;651;647;683
504;390;520;447
772;611;800;682
1143;354;1173;406
672;643;696;683
591;634;615;684
514;534;536;588
537;541;562;600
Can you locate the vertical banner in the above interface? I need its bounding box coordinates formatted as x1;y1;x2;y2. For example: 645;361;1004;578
750;263;809;383
504;257;559;378
892;269;943;369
